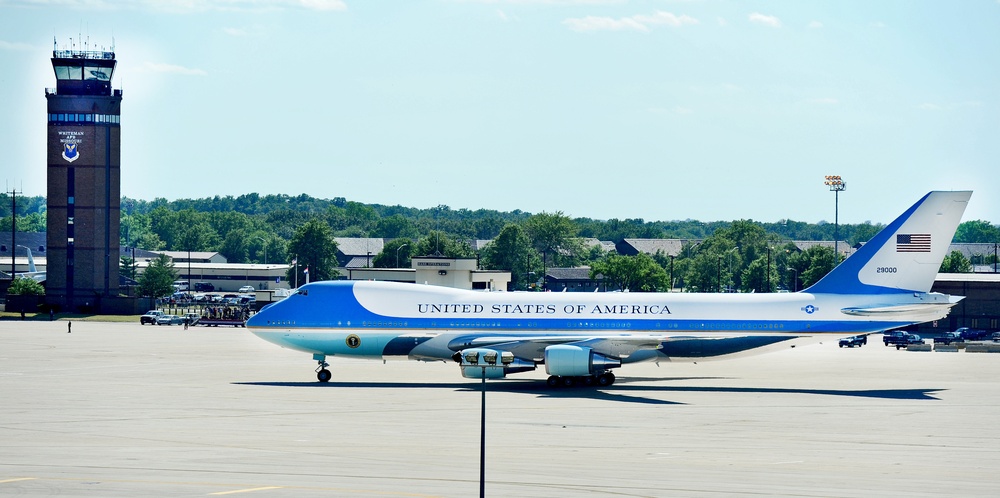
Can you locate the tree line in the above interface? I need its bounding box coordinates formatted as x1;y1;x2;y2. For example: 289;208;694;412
3;193;999;295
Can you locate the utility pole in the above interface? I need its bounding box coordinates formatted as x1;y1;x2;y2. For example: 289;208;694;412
6;186;21;279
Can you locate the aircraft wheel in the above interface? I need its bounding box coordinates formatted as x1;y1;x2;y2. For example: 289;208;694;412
596;372;615;386
581;376;595;386
546;376;560;387
561;376;576;387
317;369;332;383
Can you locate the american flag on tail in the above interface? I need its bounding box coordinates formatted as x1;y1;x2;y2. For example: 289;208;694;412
896;234;931;252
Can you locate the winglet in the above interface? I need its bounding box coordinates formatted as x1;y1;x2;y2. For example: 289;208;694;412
804;191;971;295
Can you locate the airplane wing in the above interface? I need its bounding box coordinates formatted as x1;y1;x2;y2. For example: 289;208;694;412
448;334;664;361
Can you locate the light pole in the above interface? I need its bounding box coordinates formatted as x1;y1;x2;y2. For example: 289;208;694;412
824;175;847;264
256;237;267;265
787;267;798;292
396;243;409;268
669;255;675;292
717;255;723;293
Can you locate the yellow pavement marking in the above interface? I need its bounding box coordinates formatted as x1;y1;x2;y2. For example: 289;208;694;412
0;478;37;483
208;486;283;495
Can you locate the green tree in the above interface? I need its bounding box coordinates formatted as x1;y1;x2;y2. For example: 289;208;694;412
954;220;1000;243
286;218;340;284
413;230;475;258
7;277;45;295
120;255;138;283
480;224;538;290
139;254;177;298
940;250;973;273
524;212;581;287
373;238;414;268
799;245;837;288
740;255;780;293
590;253;669;292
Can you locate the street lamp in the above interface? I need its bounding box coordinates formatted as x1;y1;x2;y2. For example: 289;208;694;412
824;175;847;264
396;243;409;268
717;255;723;293
256;237;267;265
787;267;798;292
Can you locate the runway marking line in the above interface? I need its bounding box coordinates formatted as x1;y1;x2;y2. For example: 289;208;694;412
0;478;37;484
209;486;283;495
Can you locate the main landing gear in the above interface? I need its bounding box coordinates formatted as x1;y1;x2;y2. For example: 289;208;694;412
546;371;616;388
314;354;331;383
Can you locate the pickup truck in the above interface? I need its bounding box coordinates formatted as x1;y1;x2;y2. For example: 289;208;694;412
933;332;962;345
884;331;924;349
140;310;164;325
839;335;867;348
956;327;990;341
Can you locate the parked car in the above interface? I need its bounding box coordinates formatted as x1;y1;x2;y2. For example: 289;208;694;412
839;335;867;348
140;310;164;325
156;314;184;325
238;285;255;293
194;282;215;292
992;332;1000;343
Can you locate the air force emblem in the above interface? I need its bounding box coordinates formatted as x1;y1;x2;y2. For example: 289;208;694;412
801;304;818;314
62;142;80;163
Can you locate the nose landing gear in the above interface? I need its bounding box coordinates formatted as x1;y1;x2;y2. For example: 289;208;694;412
314;354;331;383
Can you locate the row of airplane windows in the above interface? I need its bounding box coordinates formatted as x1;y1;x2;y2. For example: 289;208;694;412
48;113;120;124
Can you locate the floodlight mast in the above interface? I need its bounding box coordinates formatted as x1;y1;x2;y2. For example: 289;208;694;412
823;176;847;263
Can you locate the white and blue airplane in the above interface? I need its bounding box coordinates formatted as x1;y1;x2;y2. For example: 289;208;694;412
247;191;971;386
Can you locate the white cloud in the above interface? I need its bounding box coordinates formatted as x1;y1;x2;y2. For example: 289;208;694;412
870;21;887;28
809;98;839;105
222;27;249;36
143;61;208;76
748;12;781;28
807;21;823;29
0;40;35;51
563;10;697;32
717;17;728;27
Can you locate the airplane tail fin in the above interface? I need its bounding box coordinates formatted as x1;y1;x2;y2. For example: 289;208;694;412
25;247;36;273
804;191;971;295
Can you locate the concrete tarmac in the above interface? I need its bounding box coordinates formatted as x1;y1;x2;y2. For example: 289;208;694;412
1;320;999;497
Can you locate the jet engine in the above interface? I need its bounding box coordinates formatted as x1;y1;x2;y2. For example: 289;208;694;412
543;344;621;377
453;348;536;379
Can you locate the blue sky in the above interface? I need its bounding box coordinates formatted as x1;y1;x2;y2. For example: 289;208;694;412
1;0;997;226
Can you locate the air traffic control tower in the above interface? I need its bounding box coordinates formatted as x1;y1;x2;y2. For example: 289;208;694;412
45;40;122;312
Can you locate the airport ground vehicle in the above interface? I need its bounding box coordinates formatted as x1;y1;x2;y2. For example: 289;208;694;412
933;332;962;345
887;333;924;350
140;310;164;325
956;327;990;341
839;335;866;348
238;285;255;293
155;314;184;325
883;331;910;347
194;282;215;292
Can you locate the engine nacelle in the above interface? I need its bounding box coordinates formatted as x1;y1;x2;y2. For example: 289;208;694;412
454;348;536;379
544;345;621;377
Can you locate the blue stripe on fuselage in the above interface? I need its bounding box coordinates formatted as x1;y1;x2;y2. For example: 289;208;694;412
246;282;906;337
